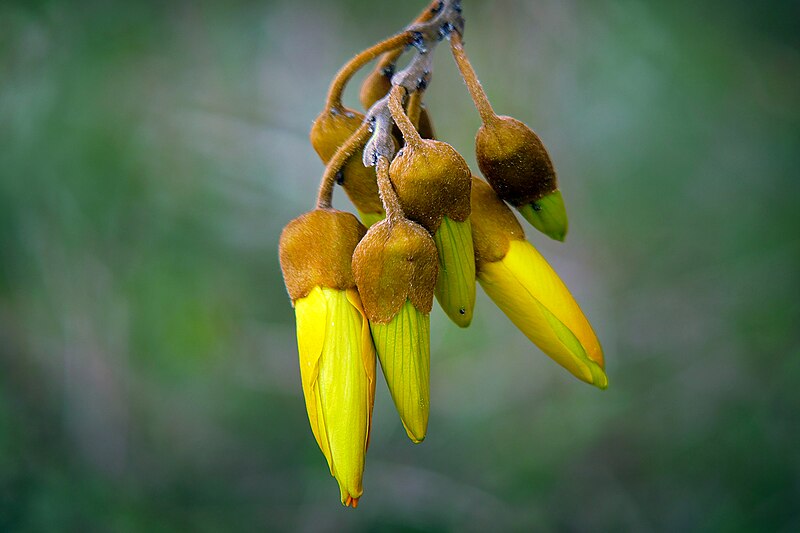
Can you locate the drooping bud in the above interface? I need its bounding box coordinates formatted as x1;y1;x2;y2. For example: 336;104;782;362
279;208;376;507
470;178;607;389
476;115;568;241
388;139;476;326
389;139;471;233
352;217;437;442
310;109;384;224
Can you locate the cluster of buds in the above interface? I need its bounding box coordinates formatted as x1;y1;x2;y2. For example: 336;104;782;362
279;0;606;507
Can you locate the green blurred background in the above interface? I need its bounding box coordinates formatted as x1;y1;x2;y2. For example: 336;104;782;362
1;0;798;530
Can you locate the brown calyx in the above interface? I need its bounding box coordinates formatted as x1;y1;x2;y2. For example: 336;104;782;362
279;208;367;302
389;139;471;233
352;217;438;323
310;108;383;215
475;115;558;207
470;177;525;271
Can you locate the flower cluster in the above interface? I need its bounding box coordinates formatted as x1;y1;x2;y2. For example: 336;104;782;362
279;0;606;507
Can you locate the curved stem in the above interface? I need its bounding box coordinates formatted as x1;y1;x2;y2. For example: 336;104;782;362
326;33;411;112
450;32;496;124
316;121;371;208
406;89;423;130
388;85;422;147
376;156;403;222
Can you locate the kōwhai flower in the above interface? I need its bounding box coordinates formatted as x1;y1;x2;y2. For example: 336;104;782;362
471;178;607;388
352;216;438;443
279;208;376;507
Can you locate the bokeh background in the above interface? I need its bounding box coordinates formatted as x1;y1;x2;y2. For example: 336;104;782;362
2;0;799;530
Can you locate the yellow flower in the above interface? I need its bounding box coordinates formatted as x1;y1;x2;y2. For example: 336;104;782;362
279;209;375;507
352;217;438;443
295;286;376;507
471;178;607;388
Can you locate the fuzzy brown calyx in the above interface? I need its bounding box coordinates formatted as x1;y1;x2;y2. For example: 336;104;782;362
310;108;383;215
476;115;558;207
470;177;525;271
352;217;438;324
389;139;471;233
279;208;367;302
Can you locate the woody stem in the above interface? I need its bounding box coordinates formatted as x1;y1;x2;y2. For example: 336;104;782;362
316;121;371;208
450;31;496;123
376;0;444;70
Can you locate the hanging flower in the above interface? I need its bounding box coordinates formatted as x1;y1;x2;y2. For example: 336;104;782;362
471;178;607;388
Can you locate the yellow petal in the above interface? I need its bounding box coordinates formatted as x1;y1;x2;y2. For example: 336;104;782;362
294;286;331;468
433;216;476;327
370;301;430;443
294;286;376;507
478;240;607;388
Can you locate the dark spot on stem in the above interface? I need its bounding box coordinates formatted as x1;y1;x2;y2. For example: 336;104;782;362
381;64;395;78
438;22;453;41
411;32;427;53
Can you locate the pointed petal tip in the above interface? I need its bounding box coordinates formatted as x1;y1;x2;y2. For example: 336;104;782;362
448;304;473;328
403;421;427;444
518;191;568;242
591;366;609;390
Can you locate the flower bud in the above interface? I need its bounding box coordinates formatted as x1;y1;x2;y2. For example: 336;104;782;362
352;218;437;442
476;115;568;240
310;109;384;224
471;178;607;388
389;140;475;325
389;139;471;234
279;209;376;507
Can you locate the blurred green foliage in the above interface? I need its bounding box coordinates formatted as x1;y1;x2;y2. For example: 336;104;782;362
1;0;799;531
